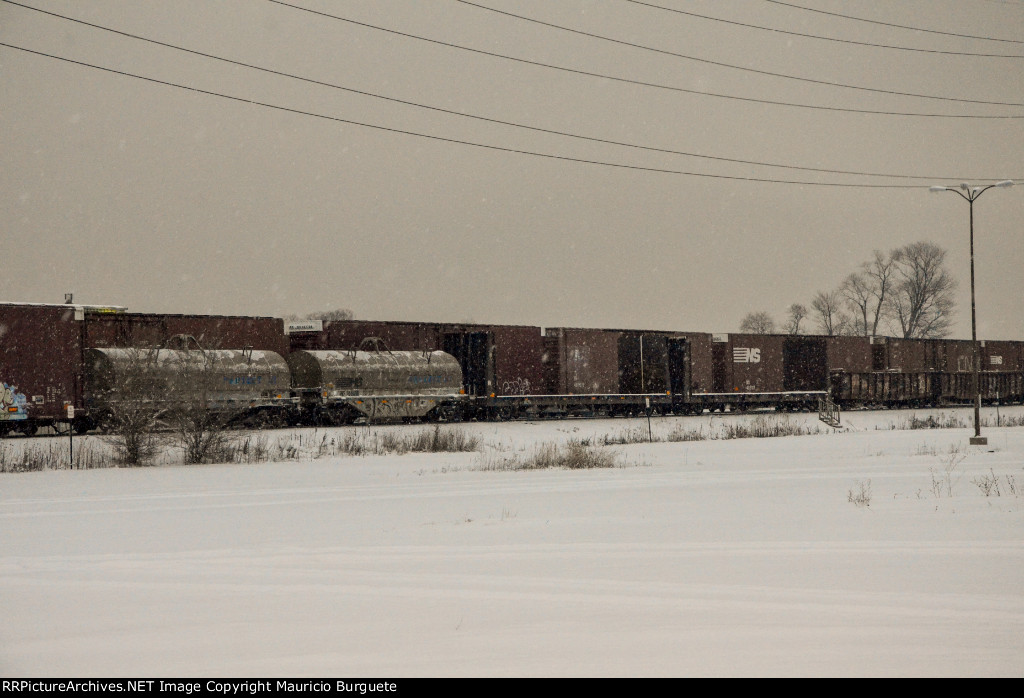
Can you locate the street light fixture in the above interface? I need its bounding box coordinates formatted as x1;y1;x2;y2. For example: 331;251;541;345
929;180;1014;446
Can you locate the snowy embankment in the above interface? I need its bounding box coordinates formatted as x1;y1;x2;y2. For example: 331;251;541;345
2;406;1023;677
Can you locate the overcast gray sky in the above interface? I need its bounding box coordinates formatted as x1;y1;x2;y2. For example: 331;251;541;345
3;0;1022;339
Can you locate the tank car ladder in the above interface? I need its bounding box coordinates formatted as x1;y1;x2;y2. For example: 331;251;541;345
817;395;841;428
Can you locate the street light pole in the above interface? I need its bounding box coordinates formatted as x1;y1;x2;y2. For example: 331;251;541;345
929;180;1014;446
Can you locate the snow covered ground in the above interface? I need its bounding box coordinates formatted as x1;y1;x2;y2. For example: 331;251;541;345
2;406;1023;677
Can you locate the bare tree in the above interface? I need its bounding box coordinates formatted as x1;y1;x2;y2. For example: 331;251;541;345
840;272;871;336
287;308;354;321
739;311;776;334
887;241;957;339
162;351;236;465
841;250;898;336
811;289;851;336
90;347;165;466
94;343;248;466
783;303;808;335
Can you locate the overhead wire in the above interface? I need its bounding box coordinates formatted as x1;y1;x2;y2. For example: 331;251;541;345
263;0;1023;117
452;0;1024;106
763;0;1024;44
6;41;1004;189
5;0;1018;182
624;0;1024;57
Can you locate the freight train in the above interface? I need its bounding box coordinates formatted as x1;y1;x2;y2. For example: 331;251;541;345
1;301;1022;436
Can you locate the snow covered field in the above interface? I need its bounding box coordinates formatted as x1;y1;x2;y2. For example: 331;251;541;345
2;407;1023;677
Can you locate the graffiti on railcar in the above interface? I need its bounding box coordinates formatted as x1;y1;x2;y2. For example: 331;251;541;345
501;377;532;396
1;382;29;421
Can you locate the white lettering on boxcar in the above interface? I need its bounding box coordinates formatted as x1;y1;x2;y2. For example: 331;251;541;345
733;348;761;363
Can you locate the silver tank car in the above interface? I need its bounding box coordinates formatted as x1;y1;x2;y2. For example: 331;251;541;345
287;347;464;421
85;347;293;415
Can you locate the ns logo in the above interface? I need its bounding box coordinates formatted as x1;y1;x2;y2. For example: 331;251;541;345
733;347;761;363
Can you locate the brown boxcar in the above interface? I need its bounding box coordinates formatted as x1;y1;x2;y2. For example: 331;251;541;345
84;312;288;356
540;327;701;414
702;333;829;410
289;320;437;354
679;332;714;398
824;336;873;374
1;303;107;433
882;337;932;372
710;333;781;394
1;302;288;434
708;334;829;393
543;327;622;395
543;327;696;396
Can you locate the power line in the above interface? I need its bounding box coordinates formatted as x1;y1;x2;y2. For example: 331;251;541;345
763;0;1024;44
10;41;1014;189
625;0;1024;57
454;0;1024;106
6;0;1016;182
264;0;1023;117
